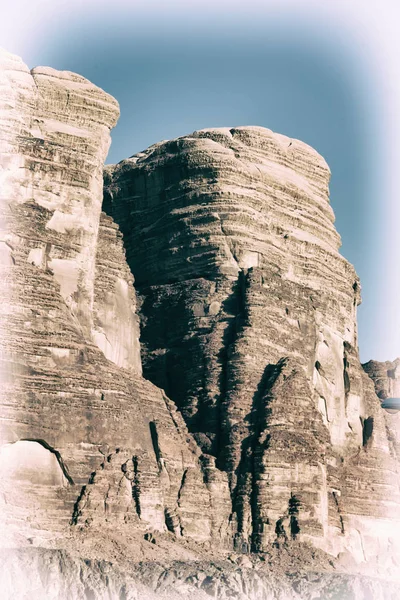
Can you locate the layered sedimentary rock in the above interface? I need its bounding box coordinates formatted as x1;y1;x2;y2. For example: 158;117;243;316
363;358;400;400
2;47;400;599
363;358;400;491
0;49;228;549
0;50;118;339
104;127;400;563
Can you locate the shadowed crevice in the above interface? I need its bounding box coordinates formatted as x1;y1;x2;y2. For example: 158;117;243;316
149;421;163;469
361;417;374;447
21;438;74;485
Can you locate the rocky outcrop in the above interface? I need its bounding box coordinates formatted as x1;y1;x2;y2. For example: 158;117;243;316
0;49;228;550
104;126;400;563
0;50;119;339
363;358;400;400
362;358;400;506
104;128;359;454
1;48;400;599
2;547;400;600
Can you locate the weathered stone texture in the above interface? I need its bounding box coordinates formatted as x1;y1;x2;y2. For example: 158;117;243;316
2;48;400;599
0;50;119;336
93;212;142;372
362;357;400;469
104;126;400;562
363;358;400;400
362;358;400;544
0;49;226;549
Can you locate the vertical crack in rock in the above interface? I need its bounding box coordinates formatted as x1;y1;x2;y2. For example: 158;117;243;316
288;494;301;540
149;421;163;470
131;456;141;518
332;492;345;534
343;342;351;397
2;49;221;551
231;359;285;553
2;47;400;588
215;270;247;465
0;55;144;510
164;507;179;534
177;468;188;507
71;485;88;525
273;493;302;545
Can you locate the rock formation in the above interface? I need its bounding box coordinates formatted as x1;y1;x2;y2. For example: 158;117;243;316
363;357;400;478
363;358;400;400
0;49;228;550
104;126;400;563
1;48;400;598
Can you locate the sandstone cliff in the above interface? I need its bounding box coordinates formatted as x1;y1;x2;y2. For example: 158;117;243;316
1;48;400;599
104;126;400;564
363;358;400;400
0;48;225;551
363;358;400;477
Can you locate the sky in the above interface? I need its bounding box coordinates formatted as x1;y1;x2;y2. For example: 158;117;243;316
2;0;399;363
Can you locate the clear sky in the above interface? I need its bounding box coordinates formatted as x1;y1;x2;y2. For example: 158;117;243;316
2;0;399;363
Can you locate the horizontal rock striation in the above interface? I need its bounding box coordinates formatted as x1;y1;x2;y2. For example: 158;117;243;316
0;50;119;339
363;358;400;400
0;49;228;549
105;126;400;562
104;127;359;448
362;358;400;511
2;48;400;598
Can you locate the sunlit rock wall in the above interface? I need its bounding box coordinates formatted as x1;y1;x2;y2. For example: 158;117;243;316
1;45;399;582
93;212;142;372
105;126;400;565
363;358;400;400
362;358;400;565
0;49;228;548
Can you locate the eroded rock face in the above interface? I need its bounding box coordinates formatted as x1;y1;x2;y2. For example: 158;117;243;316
0;50;119;336
363;358;400;400
0;49;226;549
93;212;142;372
104;127;400;562
1;48;400;599
0;49;139;376
362;358;400;509
2;547;400;600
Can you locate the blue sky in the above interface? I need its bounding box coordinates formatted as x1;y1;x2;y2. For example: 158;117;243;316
3;1;399;363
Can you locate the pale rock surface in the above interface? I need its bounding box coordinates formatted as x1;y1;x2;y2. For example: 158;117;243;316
93;212;142;372
105;126;400;563
2;546;400;600
0;47;139;372
362;358;400;516
0;49;225;551
1;48;400;599
363;358;400;400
